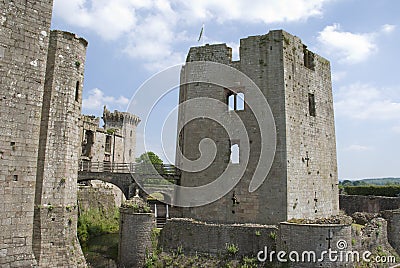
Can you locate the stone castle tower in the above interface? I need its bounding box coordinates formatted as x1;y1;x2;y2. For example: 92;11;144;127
103;106;140;163
0;1;87;267
177;30;338;224
33;31;88;266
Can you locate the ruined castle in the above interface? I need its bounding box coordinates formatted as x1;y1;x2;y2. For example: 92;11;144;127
1;1;88;266
176;30;338;224
80;106;140;169
2;1;398;268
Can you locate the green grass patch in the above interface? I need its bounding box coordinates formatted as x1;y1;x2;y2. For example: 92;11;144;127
78;207;119;245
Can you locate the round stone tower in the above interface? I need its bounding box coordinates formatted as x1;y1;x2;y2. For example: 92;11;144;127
118;196;155;268
33;30;88;267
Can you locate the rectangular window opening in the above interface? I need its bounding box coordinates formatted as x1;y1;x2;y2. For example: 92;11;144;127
227;90;245;111
75;81;80;102
303;45;315;70
105;135;112;153
308;93;316;117
230;140;240;164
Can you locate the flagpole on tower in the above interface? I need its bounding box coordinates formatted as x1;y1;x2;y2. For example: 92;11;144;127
198;23;205;45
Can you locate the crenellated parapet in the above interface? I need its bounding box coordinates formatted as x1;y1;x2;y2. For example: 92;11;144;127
81;115;100;131
103;105;141;129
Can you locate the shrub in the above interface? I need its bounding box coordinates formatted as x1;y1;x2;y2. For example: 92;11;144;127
344;185;400;197
77;207;119;244
225;243;239;255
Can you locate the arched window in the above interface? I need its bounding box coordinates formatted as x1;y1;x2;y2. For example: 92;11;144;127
230;144;239;164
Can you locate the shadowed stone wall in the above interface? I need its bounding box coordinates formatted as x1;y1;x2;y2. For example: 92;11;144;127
382;210;400;254
278;222;352;268
159;218;277;256
340;194;400;215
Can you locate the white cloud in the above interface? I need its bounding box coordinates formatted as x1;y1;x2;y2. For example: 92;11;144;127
177;0;331;24
382;24;396;34
54;0;334;71
344;144;372;152
334;83;400;120
53;0;137;41
82;88;129;114
317;24;377;63
317;23;397;64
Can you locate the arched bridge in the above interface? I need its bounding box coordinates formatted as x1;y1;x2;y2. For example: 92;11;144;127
78;161;181;200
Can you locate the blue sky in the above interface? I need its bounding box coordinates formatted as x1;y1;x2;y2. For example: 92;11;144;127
51;0;400;180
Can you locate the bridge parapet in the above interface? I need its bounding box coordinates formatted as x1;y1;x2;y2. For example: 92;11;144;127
78;161;181;200
79;161;181;177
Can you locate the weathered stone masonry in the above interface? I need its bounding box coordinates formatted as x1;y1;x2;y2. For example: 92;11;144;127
33;30;87;267
0;1;88;267
80;107;140;166
0;1;54;266
176;30;338;225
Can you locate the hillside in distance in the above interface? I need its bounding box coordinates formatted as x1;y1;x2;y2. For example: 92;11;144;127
340;177;400;186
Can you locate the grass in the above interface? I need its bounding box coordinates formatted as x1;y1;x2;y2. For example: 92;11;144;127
77;207;119;245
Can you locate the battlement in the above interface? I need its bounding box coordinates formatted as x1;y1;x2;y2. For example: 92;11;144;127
186;30;328;71
81;115;100;132
186;43;232;64
103;106;141;127
82;114;100;125
51;30;88;47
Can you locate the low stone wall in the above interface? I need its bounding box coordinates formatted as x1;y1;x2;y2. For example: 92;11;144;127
278;222;352;268
159;218;277;256
339;194;400;215
351;217;394;254
382;210;400;254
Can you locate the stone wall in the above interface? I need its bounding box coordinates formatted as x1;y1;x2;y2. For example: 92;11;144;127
339;194;400;215
351;217;394;254
78;183;123;212
176;30;338;224
0;1;53;266
382;210;400;254
278;222;352;268
33;30;87;267
281;32;338;219
159;218;277;256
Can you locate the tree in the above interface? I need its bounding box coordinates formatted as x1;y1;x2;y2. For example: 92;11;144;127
136;151;163;165
135;152;163;175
